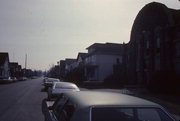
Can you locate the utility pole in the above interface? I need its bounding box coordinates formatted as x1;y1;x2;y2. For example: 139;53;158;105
13;52;15;62
25;54;27;69
23;54;27;77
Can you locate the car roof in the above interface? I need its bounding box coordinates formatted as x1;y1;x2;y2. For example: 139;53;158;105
53;82;78;88
53;81;76;85
60;91;166;121
63;91;160;108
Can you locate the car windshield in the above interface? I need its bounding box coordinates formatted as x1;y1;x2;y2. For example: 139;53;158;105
91;107;174;121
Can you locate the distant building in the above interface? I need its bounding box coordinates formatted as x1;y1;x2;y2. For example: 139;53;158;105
64;58;77;75
76;52;87;68
9;62;19;78
59;60;66;79
57;2;180;89
0;52;10;79
127;2;180;86
17;65;23;78
85;43;124;81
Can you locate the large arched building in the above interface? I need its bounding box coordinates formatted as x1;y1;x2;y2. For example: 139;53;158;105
126;2;180;87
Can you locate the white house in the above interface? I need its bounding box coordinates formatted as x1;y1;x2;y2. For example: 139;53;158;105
0;53;10;79
85;43;123;81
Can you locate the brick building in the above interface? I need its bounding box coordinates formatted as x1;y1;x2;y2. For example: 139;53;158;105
126;2;180;87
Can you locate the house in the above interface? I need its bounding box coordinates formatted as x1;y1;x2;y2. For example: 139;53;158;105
76;52;87;68
9;62;19;78
0;52;10;79
59;60;66;79
84;43;124;81
64;58;77;75
17;65;23;78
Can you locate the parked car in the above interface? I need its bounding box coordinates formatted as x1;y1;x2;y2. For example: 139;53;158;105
18;77;27;81
11;77;17;81
43;78;60;90
47;82;80;100
0;77;13;83
42;91;176;121
43;77;48;82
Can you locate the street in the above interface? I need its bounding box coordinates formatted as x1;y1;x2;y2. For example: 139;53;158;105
0;78;46;121
0;78;179;121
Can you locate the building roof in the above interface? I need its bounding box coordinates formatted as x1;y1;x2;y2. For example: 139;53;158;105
0;52;9;65
9;62;18;67
9;62;20;72
87;42;122;49
60;60;65;66
77;53;87;60
65;58;76;65
130;2;175;44
86;43;123;56
170;9;180;24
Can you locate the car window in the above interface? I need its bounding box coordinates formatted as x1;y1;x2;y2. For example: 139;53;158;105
137;108;161;121
91;107;174;121
49;80;57;82
119;108;134;118
92;107;136;121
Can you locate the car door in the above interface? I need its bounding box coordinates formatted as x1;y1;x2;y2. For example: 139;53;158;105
53;97;75;121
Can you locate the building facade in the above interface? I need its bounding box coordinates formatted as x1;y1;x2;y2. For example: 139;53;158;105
0;53;10;79
64;59;77;75
85;43;123;81
127;2;180;87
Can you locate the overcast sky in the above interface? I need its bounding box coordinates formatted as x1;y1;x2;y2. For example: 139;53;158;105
0;0;179;71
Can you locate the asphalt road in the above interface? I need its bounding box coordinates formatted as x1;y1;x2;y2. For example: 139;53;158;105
0;78;46;121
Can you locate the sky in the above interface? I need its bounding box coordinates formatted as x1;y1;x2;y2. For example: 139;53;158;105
0;0;179;71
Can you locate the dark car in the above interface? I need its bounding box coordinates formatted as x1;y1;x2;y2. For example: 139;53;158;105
0;77;13;83
42;91;176;121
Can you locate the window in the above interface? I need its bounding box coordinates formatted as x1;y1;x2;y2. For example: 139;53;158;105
89;70;95;78
157;38;160;48
116;57;122;64
176;50;180;57
91;107;174;121
0;69;3;76
116;58;120;64
92;107;135;121
138;108;161;121
137;108;173;121
155;54;160;71
147;40;150;49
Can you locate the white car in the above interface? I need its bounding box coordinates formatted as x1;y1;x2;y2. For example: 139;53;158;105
48;82;80;100
43;78;60;90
